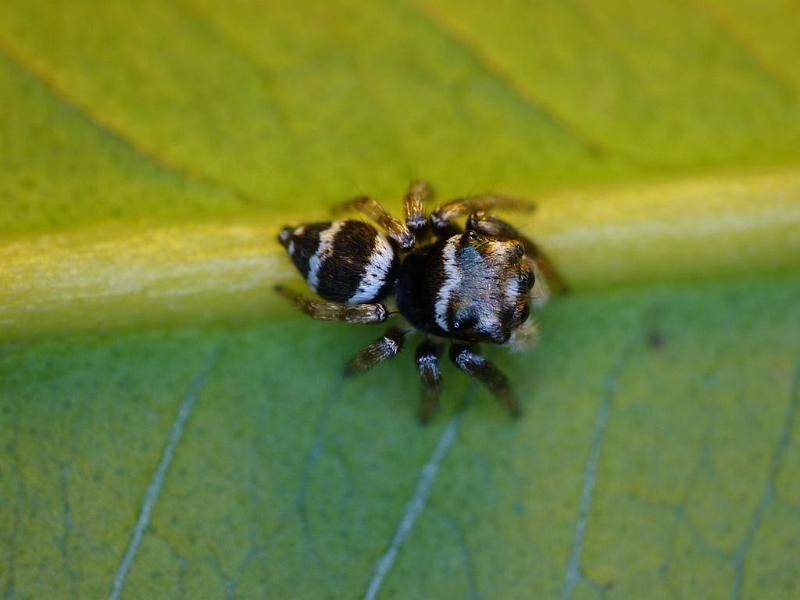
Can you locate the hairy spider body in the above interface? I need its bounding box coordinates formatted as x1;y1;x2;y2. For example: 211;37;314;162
279;220;399;304
395;233;533;344
277;182;565;422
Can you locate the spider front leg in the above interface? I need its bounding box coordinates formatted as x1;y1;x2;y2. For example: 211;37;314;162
403;180;432;233
275;285;388;323
346;326;408;375
415;339;443;423
430;193;529;231
335;195;415;250
467;211;568;294
449;343;521;417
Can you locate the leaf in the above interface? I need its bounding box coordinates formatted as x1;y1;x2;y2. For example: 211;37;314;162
2;275;799;598
2;0;800;232
1;1;800;599
2;1;800;338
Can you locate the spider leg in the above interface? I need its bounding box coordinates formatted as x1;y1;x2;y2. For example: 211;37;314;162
346;326;408;375
403;180;432;233
415;338;443;423
275;285;388;324
466;210;523;239
334;195;415;250
430;193;530;231
467;211;569;294
449;343;521;417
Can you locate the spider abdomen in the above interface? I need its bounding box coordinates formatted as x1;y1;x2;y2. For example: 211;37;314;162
278;219;399;304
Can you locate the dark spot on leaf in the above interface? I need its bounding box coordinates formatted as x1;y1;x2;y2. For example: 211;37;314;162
647;329;665;350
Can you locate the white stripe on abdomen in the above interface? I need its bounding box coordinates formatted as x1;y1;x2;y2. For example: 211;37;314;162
348;233;395;304
307;221;345;291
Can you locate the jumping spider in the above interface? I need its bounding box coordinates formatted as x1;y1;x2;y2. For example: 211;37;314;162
276;181;566;422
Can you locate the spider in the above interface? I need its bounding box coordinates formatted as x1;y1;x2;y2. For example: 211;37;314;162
276;181;566;422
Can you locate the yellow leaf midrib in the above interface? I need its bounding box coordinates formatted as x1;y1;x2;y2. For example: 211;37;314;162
3;167;799;342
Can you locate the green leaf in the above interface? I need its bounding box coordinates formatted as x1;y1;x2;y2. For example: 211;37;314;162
2;0;800;339
2;1;800;599
2;276;799;598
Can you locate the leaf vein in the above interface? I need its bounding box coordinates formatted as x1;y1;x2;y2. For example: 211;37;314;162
0;38;254;206
294;385;347;567
730;360;800;599
442;513;481;600
561;346;630;600
363;410;464;600
2;415;24;600
408;0;612;158
107;345;220;600
687;0;799;100
58;463;79;600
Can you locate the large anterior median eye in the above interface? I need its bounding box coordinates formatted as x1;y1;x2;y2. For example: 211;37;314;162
451;310;478;332
519;262;534;292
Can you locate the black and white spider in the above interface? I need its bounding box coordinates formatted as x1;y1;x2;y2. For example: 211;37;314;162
276;181;566;422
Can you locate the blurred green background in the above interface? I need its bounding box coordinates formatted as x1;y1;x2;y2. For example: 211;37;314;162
1;1;800;598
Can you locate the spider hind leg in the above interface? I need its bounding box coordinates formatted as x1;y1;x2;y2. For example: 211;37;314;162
275;285;388;324
334;195;415;250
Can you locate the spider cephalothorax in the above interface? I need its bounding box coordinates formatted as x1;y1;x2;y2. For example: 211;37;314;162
276;182;566;422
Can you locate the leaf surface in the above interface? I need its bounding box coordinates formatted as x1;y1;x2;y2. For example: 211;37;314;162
1;1;800;599
2;276;799;598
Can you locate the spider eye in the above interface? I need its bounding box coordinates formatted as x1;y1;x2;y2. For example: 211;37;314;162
519;303;530;323
465;230;479;240
519;268;534;292
519;262;534;292
451;312;477;332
